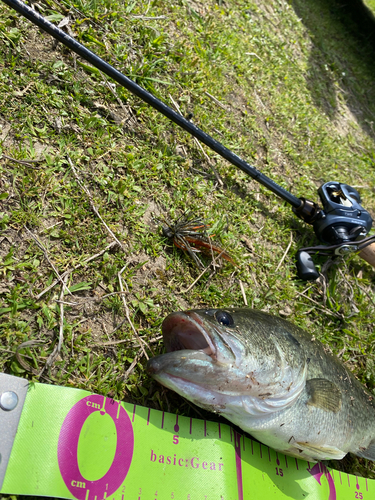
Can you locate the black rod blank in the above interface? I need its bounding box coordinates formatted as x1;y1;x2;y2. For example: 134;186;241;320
2;0;302;209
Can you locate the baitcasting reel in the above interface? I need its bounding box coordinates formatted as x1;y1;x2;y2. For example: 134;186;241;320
295;182;373;280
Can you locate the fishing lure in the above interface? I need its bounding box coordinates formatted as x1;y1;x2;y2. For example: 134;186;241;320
160;213;234;270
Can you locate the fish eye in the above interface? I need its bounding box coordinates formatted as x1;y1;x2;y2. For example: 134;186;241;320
214;310;234;327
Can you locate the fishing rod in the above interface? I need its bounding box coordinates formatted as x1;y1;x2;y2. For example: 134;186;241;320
2;0;374;279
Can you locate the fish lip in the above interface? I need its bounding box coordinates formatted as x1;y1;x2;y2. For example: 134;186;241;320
146;358;228;411
162;311;217;360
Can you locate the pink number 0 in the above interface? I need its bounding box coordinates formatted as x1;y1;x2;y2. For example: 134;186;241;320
58;395;134;500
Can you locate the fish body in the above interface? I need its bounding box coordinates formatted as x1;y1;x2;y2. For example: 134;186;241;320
147;308;375;462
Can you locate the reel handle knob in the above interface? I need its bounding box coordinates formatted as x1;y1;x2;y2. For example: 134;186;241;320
296;251;320;281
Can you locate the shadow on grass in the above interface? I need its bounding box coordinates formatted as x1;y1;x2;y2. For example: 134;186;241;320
291;0;375;137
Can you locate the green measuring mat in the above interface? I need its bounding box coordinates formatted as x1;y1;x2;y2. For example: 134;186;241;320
0;374;372;499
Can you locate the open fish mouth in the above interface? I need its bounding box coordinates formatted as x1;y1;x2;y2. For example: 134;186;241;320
147;311;223;383
161;311;217;358
147;310;262;407
147;311;234;409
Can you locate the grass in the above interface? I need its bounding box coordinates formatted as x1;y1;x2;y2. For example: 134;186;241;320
1;0;375;486
366;0;375;13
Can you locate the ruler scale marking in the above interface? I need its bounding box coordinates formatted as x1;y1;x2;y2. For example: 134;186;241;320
0;375;373;500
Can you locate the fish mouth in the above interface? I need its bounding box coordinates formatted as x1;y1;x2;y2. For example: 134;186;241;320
161;311;217;359
146;311;235;389
147;311;231;409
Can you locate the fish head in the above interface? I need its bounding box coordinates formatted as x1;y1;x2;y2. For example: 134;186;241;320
147;308;307;417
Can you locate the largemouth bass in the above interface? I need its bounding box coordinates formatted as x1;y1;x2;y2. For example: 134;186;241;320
147;308;375;462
